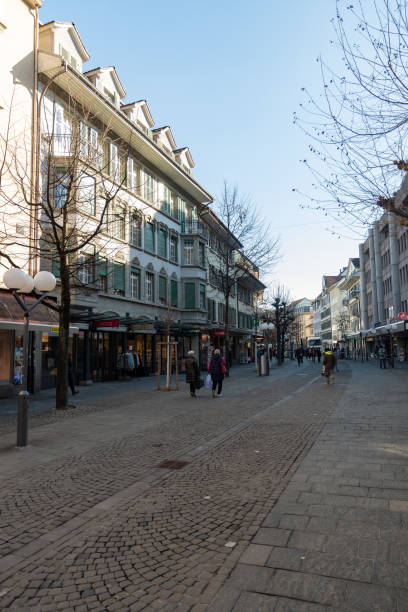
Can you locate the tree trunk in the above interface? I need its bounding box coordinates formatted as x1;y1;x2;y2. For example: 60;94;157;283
56;256;70;409
224;292;230;376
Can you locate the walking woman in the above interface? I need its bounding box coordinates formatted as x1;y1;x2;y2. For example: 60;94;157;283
208;349;226;398
185;350;200;397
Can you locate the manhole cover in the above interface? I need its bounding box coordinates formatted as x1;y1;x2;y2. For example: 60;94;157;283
158;460;189;470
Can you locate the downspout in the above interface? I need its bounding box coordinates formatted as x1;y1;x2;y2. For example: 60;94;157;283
29;2;40;276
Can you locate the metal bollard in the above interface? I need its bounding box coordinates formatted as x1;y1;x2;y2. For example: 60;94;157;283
17;390;29;447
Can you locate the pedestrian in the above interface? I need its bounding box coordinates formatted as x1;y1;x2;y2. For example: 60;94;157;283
323;347;336;385
185;350;200;397
68;356;78;395
311;347;316;363
317;348;321;363
295;348;302;367
208;348;226;398
378;345;387;369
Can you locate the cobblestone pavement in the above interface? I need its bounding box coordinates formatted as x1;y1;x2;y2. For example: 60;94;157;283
209;362;408;612
0;359;346;610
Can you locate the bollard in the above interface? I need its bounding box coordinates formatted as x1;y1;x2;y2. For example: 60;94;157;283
16;390;29;447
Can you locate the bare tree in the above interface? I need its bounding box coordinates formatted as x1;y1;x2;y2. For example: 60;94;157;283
0;95;144;409
260;285;294;365
203;182;280;370
295;0;408;229
335;311;350;342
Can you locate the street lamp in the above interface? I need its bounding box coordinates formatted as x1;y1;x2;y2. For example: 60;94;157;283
3;268;56;447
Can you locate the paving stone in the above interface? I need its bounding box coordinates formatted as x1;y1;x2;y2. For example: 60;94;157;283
252;528;291;547
239;544;272;566
232;591;278;611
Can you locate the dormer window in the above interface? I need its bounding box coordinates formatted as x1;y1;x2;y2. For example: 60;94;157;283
58;44;78;70
104;87;116;105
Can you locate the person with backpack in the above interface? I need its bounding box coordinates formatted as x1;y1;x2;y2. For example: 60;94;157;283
208;348;226;398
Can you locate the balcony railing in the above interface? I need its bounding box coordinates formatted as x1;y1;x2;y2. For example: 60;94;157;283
181;221;207;237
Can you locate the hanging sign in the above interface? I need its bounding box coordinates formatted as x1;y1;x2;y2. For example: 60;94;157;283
398;312;407;321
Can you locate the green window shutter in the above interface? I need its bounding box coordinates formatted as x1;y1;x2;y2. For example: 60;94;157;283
171;279;178;307
113;262;125;292
159;276;167;301
144;223;155;252
158;229;167;258
184;282;195;309
99;258;107;277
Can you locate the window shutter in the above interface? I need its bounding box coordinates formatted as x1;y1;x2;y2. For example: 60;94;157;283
171;279;178;307
144;223;155;252
184;282;195;309
113;262;125;292
159;276;167;301
158;229;167;258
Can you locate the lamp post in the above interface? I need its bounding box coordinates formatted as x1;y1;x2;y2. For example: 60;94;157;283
3;268;56;447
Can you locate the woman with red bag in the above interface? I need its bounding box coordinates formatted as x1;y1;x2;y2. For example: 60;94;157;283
208;349;226;398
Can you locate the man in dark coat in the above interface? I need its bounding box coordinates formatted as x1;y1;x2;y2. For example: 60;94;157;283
208;349;226;398
185;350;200;397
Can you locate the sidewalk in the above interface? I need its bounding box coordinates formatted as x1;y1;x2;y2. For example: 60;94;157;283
0;359;290;420
209;360;408;611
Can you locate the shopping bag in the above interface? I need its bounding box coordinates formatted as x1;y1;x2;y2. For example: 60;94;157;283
205;374;211;389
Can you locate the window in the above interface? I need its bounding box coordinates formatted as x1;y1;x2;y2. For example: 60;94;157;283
199;284;206;310
51;249;60;279
113;262;125;295
178;198;186;222
113;205;126;240
98;258;107;292
199;242;205;267
109;143;119;179
54;167;68;208
130;267;141;299
127;158;139;192
79;174;96;216
183;239;194;265
80;123;99;163
208;298;216;322
159;276;167;305
170;235;178;263
158;228;167;259
145;272;154;302
53;102;71;155
170;192;177;218
184;282;195;309
144;222;155;253
130;213;142;247
161;186;171;215
171;279;178;307
144;172;155;202
78;250;95;285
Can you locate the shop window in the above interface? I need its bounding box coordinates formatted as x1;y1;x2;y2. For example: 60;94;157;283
158;228;167;258
144;222;155;253
130;267;141;299
171;279;178;307
113;262;125;296
184;282;195;309
159;276;167;305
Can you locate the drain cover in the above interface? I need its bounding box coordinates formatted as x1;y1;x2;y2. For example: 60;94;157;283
158;460;188;470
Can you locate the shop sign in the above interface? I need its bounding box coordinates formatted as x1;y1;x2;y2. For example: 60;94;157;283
50;326;59;333
398;312;407;321
94;319;119;328
213;331;225;336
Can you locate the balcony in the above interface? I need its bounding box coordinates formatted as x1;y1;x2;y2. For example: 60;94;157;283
181;221;207;238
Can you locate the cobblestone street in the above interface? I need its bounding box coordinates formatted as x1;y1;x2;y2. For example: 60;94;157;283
0;359;407;610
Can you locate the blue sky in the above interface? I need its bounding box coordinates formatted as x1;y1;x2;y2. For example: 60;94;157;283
39;0;360;299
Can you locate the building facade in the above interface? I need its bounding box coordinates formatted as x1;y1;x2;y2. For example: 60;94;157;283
0;6;263;395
